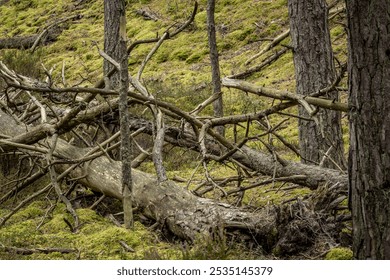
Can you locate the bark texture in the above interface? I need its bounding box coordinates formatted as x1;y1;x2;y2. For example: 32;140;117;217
207;0;224;136
346;0;390;259
288;0;345;168
104;0;133;228
104;0;123;88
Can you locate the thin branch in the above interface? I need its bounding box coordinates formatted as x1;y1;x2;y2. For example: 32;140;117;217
47;133;80;232
137;32;169;80
245;29;290;65
222;78;349;112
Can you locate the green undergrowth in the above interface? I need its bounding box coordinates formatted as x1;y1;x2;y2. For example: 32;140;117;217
0;0;295;87
0;200;261;260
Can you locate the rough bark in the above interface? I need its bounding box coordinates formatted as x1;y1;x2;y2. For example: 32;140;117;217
103;0;133;228
207;0;224;136
0;110;347;256
104;0;123;88
288;0;345;169
346;0;390;259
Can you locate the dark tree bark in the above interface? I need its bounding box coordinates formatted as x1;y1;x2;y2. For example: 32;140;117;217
346;0;390;259
207;0;224;136
288;0;345;169
104;0;133;228
104;0;123;88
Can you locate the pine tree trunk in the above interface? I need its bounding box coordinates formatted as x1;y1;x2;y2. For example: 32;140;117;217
346;0;390;259
288;0;345;169
104;0;133;228
207;0;224;136
104;0;123;88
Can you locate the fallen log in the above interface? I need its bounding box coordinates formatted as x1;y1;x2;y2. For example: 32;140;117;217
0;110;348;256
0;15;82;50
0;27;62;50
126;116;349;191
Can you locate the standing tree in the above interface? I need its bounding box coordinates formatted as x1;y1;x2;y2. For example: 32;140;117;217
104;0;133;229
207;0;224;136
346;0;390;259
288;0;345;169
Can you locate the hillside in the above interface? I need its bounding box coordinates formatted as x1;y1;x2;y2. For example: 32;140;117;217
0;0;350;260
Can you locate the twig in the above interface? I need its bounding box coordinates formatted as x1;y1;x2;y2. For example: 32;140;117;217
245;29;290;65
106;213;122;227
0;244;77;255
30;15;82;53
0;183;53;227
119;240;135;253
47;133;80;232
89;194;106;210
229;47;289;79
26;91;47;123
137;32;169;80
0;169;47;204
227;175;307;195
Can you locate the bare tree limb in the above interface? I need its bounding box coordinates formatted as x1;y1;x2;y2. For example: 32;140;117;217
222;78;348;112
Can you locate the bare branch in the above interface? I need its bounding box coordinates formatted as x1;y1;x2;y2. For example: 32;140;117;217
222;78;348;112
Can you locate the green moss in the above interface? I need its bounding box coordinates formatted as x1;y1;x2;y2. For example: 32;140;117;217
325;247;353;260
170;47;192;61
186;52;204;63
9;201;46;223
226;27;255;43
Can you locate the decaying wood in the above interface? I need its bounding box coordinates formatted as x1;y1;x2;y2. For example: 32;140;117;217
0;111;348;255
126;116;348;191
0;59;347;193
0;28;61;50
0;15;82;50
0;244;77;255
135;8;160;21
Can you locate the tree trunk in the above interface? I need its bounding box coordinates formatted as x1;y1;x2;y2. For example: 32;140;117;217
104;0;123;88
288;0;345;169
0;111;347;256
346;0;390;259
207;0;224;136
128;116;348;191
104;0;133;229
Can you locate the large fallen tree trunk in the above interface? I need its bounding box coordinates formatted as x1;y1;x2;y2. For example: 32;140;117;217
127;116;348;191
0;110;348;256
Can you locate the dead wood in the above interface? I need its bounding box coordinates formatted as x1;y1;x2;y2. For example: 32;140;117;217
0;15;82;50
136;8;160;21
222;78;349;112
0;111;348;255
126;116;348;191
0;244;77;255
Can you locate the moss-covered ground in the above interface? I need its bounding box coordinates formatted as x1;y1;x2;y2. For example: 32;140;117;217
0;0;349;259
